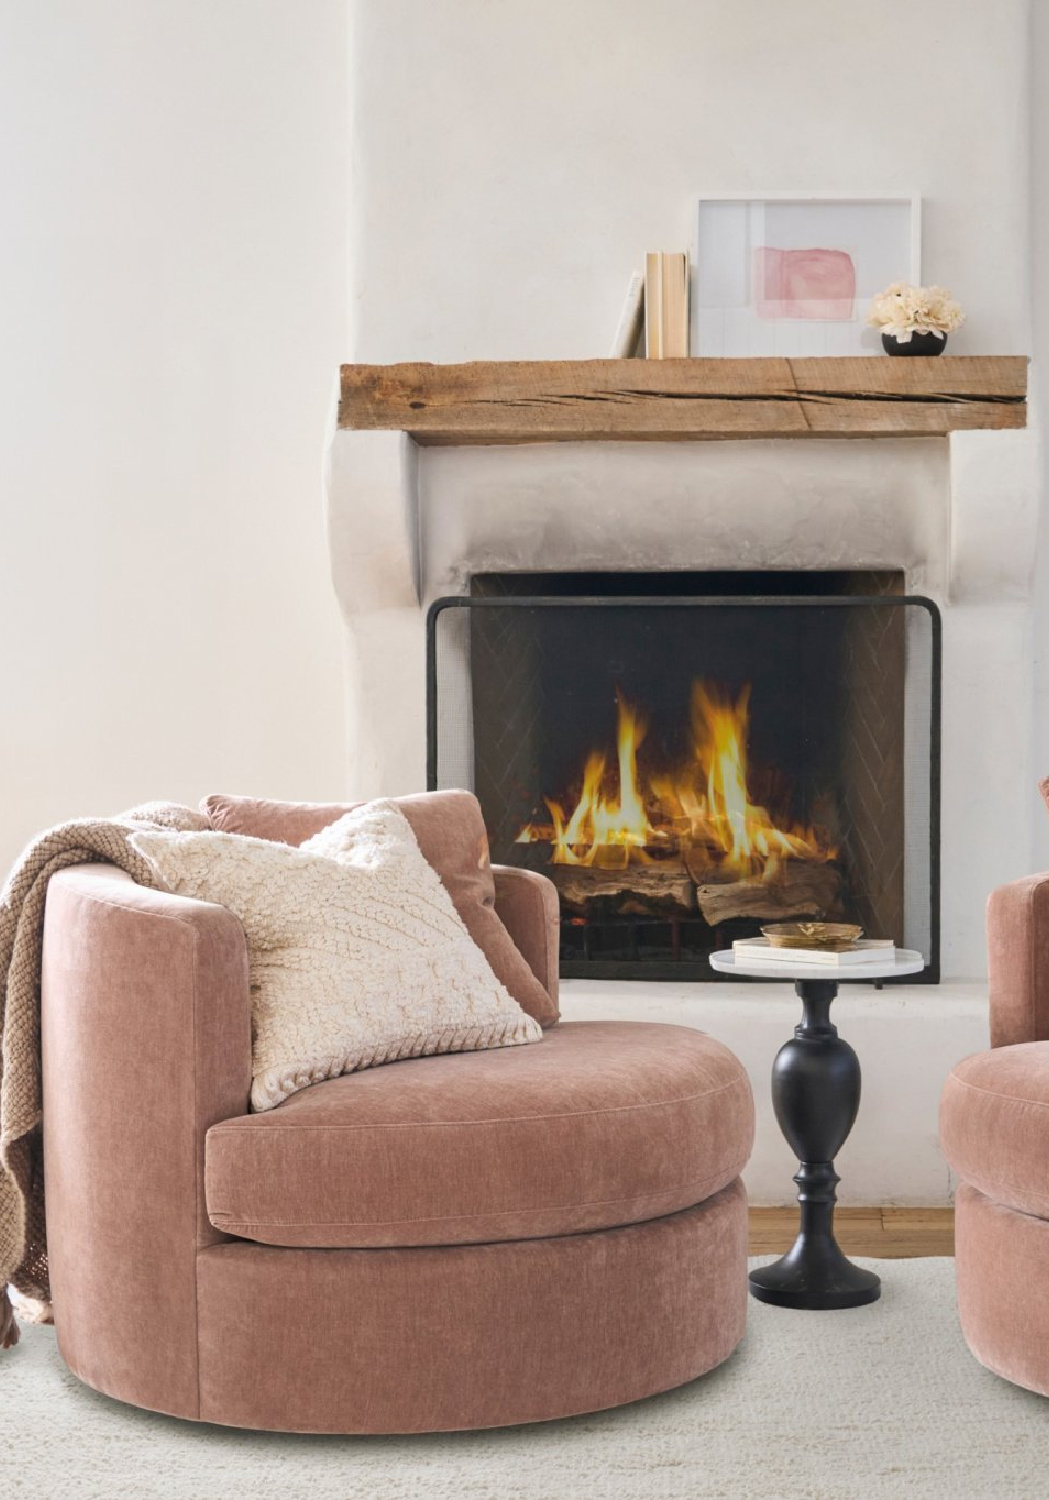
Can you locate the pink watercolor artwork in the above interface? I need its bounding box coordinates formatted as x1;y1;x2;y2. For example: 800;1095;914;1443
753;246;857;320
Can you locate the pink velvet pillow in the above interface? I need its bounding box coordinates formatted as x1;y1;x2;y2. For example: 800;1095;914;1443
201;790;558;1028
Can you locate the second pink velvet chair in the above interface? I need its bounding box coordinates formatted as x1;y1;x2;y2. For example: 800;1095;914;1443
942;872;1049;1396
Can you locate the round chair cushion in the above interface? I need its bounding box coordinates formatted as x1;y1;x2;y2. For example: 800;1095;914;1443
941;1041;1049;1219
205;1020;754;1248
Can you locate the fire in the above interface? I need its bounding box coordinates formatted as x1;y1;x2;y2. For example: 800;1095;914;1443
516;682;833;879
544;695;661;867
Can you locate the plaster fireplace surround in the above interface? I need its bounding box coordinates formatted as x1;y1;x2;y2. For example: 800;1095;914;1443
325;420;1039;1205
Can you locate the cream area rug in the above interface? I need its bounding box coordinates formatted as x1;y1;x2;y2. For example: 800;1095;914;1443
4;1259;1048;1500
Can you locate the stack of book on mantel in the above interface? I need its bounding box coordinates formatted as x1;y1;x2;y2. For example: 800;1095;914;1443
732;937;897;968
609;253;690;358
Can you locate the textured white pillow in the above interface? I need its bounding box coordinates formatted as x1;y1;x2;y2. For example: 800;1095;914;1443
130;800;541;1110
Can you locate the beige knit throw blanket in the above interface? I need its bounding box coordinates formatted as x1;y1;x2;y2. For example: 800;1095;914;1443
0;802;208;1350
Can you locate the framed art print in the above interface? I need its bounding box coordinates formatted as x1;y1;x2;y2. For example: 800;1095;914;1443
693;194;921;356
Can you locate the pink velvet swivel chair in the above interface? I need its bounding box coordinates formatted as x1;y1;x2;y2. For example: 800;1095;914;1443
39;793;755;1433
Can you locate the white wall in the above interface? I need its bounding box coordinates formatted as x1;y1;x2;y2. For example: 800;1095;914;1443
350;0;1030;362
0;1;348;871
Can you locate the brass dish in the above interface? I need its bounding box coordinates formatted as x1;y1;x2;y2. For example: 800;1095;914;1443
761;922;864;952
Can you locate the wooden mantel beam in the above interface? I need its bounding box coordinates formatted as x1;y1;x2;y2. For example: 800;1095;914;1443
338;355;1027;445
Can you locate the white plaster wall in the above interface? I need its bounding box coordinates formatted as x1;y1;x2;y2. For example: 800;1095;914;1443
349;0;1030;363
419;440;950;598
0;1;349;871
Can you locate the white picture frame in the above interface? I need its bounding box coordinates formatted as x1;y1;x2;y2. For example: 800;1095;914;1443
693;193;921;357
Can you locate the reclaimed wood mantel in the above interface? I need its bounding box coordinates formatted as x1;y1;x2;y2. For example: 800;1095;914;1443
338;356;1027;445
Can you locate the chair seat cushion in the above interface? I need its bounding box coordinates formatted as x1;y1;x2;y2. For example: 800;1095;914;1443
205;1021;754;1249
941;1042;1049;1220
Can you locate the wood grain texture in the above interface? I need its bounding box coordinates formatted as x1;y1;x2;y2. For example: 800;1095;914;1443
692;860;842;925
552;861;695;918
749;1206;955;1259
339;356;1027;444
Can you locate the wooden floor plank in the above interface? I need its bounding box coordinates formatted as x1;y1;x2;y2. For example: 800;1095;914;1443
749;1206;954;1258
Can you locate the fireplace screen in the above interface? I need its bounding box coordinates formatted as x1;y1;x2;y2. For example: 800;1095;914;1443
428;578;940;981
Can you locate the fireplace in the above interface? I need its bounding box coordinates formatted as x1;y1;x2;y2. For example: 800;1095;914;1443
428;572;940;981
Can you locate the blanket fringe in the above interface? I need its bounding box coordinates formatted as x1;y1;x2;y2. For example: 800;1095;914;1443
1;1288;19;1349
10;1286;53;1325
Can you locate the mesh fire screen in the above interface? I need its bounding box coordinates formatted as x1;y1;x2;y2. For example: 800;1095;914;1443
428;577;940;981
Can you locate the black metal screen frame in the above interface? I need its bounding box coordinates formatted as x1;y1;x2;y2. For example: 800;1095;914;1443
427;595;942;984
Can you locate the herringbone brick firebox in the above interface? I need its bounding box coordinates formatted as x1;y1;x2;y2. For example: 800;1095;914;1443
429;572;939;981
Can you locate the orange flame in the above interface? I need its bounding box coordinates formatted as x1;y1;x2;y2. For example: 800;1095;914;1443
516;682;833;879
542;694;663;867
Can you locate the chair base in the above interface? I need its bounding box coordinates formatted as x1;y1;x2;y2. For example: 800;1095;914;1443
955;1181;1049;1396
61;1181;748;1433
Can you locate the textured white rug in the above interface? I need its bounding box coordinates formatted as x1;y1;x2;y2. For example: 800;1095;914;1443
3;1259;1048;1499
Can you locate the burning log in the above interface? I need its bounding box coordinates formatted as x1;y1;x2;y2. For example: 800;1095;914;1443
689;858;843;927
516;684;843;932
551;860;695;919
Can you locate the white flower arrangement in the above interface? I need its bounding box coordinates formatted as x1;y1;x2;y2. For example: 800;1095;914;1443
867;282;965;343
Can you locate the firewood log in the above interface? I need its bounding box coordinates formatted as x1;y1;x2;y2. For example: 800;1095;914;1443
551;860;695;918
692;860;842;926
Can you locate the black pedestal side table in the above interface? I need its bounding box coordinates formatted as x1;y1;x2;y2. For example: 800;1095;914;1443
709;947;925;1310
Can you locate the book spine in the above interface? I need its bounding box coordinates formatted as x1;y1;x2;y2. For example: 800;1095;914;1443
645;252;663;359
732;946;895;968
664;251;690;358
734;950;841;967
609;271;644;358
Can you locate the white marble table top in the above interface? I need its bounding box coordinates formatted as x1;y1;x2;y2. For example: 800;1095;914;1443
709;948;926;983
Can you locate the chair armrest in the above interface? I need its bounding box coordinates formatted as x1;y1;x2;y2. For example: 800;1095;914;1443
492;865;560;1017
987;873;1049;1047
40;864;251;1416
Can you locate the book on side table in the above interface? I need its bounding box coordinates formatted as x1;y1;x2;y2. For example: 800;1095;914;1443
731;937;896;968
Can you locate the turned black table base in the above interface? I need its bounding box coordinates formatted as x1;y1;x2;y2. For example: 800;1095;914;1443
749;978;881;1311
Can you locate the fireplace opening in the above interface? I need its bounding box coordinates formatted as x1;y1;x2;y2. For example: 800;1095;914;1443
428;573;940;982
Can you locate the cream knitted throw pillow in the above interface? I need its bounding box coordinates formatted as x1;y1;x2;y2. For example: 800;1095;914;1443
130;800;541;1111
